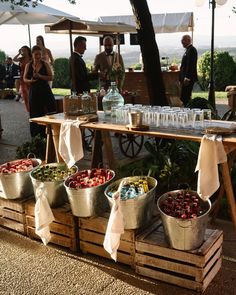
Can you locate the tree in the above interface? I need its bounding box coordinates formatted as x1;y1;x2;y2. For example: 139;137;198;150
0;49;6;64
53;58;70;88
198;51;236;91
2;0;168;106
129;0;167;106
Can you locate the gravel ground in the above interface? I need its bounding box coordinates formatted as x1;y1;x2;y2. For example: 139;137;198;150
0;226;235;295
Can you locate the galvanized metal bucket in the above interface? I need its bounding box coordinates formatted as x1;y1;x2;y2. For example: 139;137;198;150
157;190;211;251
105;176;157;229
30;163;76;208
64;169;115;217
0;158;41;199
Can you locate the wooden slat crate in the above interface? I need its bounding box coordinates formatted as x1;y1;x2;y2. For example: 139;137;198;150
0;196;32;235
25;200;78;251
78;214;154;268
135;220;223;293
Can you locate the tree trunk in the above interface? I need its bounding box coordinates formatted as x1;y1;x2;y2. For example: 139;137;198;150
129;0;167;106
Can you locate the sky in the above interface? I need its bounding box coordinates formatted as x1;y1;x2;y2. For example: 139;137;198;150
0;0;236;58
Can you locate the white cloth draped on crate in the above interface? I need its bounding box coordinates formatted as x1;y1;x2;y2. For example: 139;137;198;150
195;134;227;201
35;183;55;245
59;120;84;168
103;180;125;262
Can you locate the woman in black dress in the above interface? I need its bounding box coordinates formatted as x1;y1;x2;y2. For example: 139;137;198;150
24;45;56;137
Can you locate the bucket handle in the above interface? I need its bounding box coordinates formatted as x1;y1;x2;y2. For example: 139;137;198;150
27;153;37;159
175;219;193;228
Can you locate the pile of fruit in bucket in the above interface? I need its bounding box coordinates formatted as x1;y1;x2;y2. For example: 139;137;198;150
107;177;150;200
159;190;209;219
0;159;36;174
31;165;77;181
66;168;114;189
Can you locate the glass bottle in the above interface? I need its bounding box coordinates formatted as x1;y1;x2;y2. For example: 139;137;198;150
81;91;91;114
63;91;79;116
102;82;124;116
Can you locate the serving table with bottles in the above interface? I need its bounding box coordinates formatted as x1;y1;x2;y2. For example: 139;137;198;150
30;112;236;234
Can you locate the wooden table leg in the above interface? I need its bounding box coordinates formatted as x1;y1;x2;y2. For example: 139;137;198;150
51;124;63;163
221;161;236;233
91;130;103;168
102;131;117;171
45;125;56;163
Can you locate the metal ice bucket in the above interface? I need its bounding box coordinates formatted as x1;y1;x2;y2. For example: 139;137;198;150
0;158;41;199
64;169;115;217
105;176;157;229
30;163;76;208
157;190;211;251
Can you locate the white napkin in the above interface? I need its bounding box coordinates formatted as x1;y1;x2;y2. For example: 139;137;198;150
195;134;227;201
59;120;84;168
103;181;125;262
35;183;55;245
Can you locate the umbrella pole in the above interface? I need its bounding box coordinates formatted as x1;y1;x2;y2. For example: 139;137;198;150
28;24;32;49
69;21;73;57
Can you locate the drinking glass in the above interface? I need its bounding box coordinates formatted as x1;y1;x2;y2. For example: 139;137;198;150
178;111;188;128
193;110;204;129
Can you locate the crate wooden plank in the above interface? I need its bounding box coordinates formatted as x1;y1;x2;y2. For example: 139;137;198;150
80;241;134;266
135;220;223;292
26;216;74;238
79;215;150;243
136;221;223;267
25;200;74;226
1;208;25;223
0;196;32;213
0;217;25;234
27;226;74;250
79;228;134;254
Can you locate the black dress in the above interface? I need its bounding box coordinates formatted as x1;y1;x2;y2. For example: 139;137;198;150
27;61;56;137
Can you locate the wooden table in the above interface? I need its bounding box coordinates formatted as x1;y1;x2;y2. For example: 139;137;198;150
30;112;236;233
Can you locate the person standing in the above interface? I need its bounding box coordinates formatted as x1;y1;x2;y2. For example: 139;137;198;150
93;35;125;91
24;45;56;138
179;35;198;106
36;35;54;87
5;57;20;89
13;46;32;111
69;36;94;94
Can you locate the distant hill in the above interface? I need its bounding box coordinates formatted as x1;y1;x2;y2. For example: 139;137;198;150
53;34;236;68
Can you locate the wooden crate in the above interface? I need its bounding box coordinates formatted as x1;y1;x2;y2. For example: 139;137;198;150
78;214;150;268
25;200;78;251
0;196;32;235
135;220;223;293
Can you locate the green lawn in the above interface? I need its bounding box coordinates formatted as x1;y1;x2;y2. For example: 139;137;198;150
192;91;227;101
52;88;227;102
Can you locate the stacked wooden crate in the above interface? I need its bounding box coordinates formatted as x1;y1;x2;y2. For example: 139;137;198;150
0;195;32;235
135;220;223;293
25;200;78;251
78;214;148;268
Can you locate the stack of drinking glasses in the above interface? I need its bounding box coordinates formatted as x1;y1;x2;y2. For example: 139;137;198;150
111;104;212;130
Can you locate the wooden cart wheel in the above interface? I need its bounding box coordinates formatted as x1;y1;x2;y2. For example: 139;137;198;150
82;128;94;151
118;133;144;158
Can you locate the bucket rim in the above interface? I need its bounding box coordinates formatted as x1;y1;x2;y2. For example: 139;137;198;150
64;168;115;190
0;158;42;176
157;189;211;221
104;176;158;202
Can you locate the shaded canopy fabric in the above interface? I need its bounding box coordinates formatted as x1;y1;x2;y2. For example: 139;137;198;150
0;2;75;25
99;12;194;33
45;17;136;35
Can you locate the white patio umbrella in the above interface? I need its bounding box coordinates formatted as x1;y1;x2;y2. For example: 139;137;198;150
0;2;76;47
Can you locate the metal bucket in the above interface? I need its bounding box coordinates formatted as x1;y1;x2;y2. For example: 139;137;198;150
0;158;41;199
105;176;157;229
64;169;115;217
30;163;76;208
157;190;211;251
